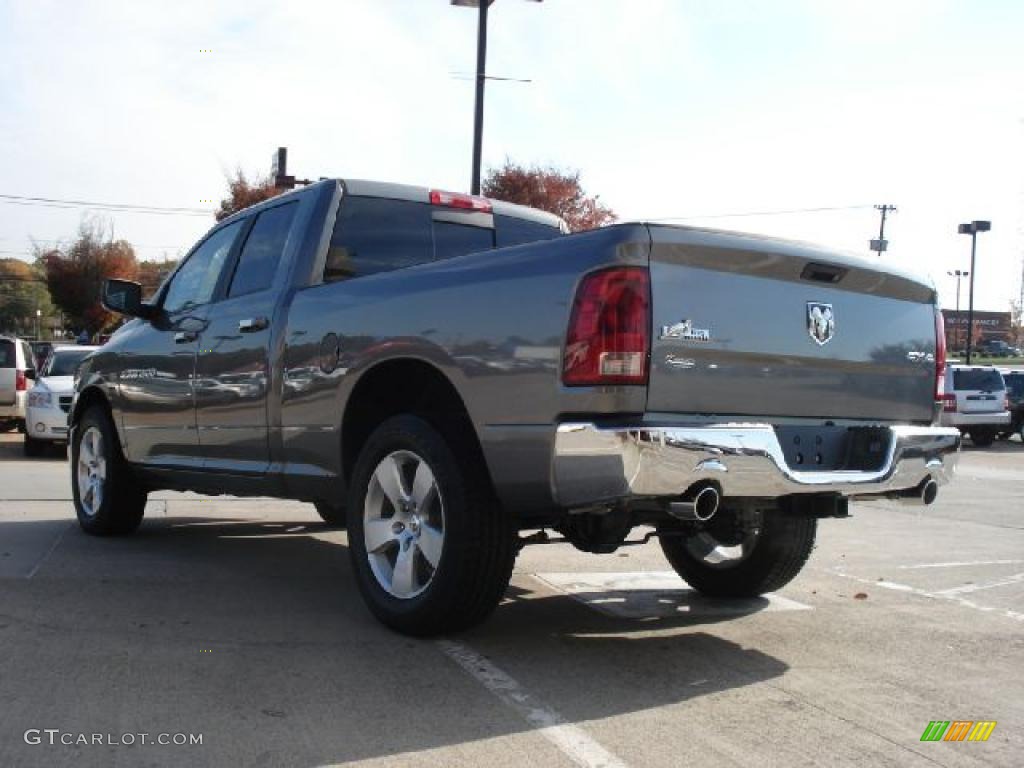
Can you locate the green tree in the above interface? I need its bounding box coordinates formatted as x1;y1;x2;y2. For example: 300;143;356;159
482;160;616;232
0;259;54;336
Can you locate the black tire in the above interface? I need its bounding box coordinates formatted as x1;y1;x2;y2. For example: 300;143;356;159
970;429;995;447
0;420;15;433
72;405;147;535
16;419;26;434
660;513;817;598
314;501;346;528
347;414;515;636
23;435;43;457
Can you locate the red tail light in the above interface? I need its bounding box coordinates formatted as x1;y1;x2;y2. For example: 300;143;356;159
563;267;650;386
934;310;947;403
941;393;957;413
429;189;493;213
15;370;27;391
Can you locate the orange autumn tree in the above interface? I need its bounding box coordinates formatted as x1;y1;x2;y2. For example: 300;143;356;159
215;169;283;221
482;160;616;232
39;220;139;336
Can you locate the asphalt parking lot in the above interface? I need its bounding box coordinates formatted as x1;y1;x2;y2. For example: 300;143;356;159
0;432;1021;767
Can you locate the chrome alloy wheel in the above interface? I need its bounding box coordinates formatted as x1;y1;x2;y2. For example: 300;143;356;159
76;426;106;518
363;450;445;599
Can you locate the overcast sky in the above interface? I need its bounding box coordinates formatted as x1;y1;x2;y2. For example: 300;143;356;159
1;0;1022;311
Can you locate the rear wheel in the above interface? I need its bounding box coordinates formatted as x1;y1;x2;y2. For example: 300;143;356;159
347;415;515;636
660;511;817;597
72;406;147;535
314;501;346;528
969;429;995;447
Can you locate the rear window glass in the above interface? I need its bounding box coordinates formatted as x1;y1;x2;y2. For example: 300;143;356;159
324;197;432;282
495;214;561;248
44;348;94;377
953;368;1005;391
433;222;494;261
0;340;13;368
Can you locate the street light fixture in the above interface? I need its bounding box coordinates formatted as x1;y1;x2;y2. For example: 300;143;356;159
451;0;542;195
946;270;969;350
957;220;991;364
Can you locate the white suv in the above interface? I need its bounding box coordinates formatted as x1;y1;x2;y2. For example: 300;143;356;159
0;336;37;432
939;364;1010;446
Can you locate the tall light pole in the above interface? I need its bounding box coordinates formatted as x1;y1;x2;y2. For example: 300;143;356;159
957;220;991;364
451;0;542;195
947;269;969;349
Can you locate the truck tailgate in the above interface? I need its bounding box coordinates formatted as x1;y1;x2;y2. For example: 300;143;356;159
646;225;937;423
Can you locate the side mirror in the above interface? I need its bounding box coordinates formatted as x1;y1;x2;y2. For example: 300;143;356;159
102;279;154;319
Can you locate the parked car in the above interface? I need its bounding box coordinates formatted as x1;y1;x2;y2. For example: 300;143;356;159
24;345;99;456
29;341;54;371
999;370;1024;441
0;335;37;433
979;339;1015;358
939;364;1010;446
69;179;960;635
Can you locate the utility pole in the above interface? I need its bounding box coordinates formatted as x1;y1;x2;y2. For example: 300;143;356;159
870;204;897;256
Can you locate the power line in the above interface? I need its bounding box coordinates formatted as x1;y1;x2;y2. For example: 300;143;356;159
646;204;874;222
0;193;214;217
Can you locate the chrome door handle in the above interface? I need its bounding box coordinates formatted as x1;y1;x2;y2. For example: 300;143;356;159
174;331;197;344
238;316;269;333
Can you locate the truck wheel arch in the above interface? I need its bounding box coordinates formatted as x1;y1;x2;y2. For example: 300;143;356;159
71;387;112;430
340;359;493;496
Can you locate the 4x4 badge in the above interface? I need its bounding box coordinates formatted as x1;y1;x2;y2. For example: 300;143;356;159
807;302;835;345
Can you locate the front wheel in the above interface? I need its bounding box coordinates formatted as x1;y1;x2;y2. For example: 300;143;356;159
660;511;817;597
23;435;44;457
72;406;147;535
347;415;516;636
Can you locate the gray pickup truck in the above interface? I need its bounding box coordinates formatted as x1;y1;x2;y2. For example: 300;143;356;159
72;178;960;635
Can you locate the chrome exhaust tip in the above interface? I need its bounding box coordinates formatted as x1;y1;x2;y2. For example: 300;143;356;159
898;477;938;506
669;485;721;522
920;478;938;506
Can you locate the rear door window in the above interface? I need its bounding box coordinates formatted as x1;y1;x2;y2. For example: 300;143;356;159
953;368;1005;391
432;221;494;261
0;340;13;368
228;202;298;298
163;221;244;313
495;214;561;247
324;197;432;282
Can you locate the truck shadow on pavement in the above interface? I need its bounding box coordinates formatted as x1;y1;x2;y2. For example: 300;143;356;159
0;514;790;767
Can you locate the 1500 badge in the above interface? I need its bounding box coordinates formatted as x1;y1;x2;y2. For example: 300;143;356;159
659;319;711;342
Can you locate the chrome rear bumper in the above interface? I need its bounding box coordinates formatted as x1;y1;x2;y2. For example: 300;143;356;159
552;422;960;508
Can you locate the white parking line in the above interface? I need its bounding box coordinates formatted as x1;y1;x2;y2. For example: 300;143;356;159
828;568;1024;622
896;559;1024;569
437;639;628;768
25;522;72;580
935;572;1024;596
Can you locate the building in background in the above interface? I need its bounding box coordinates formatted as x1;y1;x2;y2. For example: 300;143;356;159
943;309;1011;350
